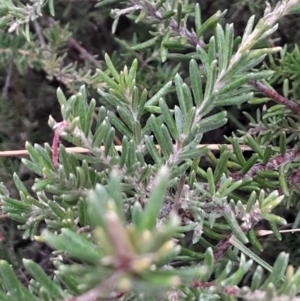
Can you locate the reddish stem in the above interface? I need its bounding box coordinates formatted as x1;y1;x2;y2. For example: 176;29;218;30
248;80;300;114
52;121;68;167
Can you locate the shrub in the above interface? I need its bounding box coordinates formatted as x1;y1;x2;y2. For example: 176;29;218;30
1;1;300;300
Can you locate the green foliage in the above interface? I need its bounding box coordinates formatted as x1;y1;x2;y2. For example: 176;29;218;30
1;0;300;300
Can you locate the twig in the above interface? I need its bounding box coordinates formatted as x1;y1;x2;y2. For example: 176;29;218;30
231;147;300;180
172;175;186;212
33;19;46;47
0;144;252;158
52;121;69;167
1;60;13;98
248;80;300;115
47;17;101;68
213;235;232;261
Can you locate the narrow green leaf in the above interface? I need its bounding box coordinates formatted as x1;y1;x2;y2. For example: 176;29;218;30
92;120;108;148
140;167;169;230
171;162;190;179
146;81;172;106
178;146;207;161
241;15;255;44
176;2;182;27
131;201;144;227
232;138;246;166
190;59;203;107
96;106;107;128
135;9;147;23
104;53;120;82
183;107;196;134
132;86;139;113
23;259;66;300
219;179;244;198
223;24;234;70
117;106;133;130
224;212;248;244
280;132;287;155
137;88;148;119
78;198;87;226
263;146;273;164
251;265;263;291
161;10;176;20
174;106;184;135
76;87;87;130
246;134;264;158
215;24;225;70
213;150;230;183
230;236;273;273
56;87;67;107
97;70;120;92
84;99;96;137
279;166;290;197
203;60;217;102
119;136;128;168
133;120;142;144
159;98;178;140
196;10;227;38
248;229;263;252
150;115;170;157
202;248;214;281
242;153;259;175
3;196;31;210
214;93;253;106
219;71;273;95
269;221;282;240
131;36;160;50
138;165;152;184
13;173;29;197
197;111;227;134
59;146;71;178
0;260;37;301
182;83;193;114
207;167;215;195
55;271;81;295
26;142;42;165
194;4;202;34
196;45;209;75
261;252;288;289
107;111;133;139
47;201;66;219
87;184;109;229
128;59;138;88
104;127;115;156
263;213;287;225
161;124;174;156
145;135;162;165
174;74;187;117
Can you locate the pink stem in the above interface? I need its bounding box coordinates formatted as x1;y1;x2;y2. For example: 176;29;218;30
52;121;68;168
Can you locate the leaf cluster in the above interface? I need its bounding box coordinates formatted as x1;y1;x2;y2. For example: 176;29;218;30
0;1;300;301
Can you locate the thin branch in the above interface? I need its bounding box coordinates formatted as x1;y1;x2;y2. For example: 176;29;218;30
172;175;186;212
47;17;101;68
1;60;13;98
248;80;300;115
231;147;300;180
0;144;253;158
33;19;46;47
52;121;69;167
